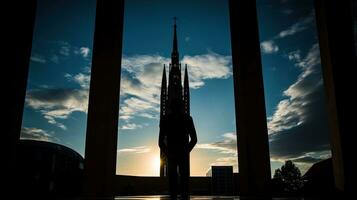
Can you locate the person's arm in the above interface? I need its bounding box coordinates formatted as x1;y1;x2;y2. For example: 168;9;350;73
188;116;197;152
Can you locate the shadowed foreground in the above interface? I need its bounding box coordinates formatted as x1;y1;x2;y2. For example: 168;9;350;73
114;196;303;200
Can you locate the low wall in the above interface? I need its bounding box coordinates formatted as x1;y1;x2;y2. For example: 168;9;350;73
114;175;211;195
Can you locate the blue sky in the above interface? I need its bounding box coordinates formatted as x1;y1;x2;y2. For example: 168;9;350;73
21;0;334;176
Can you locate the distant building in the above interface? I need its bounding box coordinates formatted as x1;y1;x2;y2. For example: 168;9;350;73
16;140;84;197
208;166;234;195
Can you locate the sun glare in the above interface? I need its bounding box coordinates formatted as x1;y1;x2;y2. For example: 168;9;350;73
152;155;161;173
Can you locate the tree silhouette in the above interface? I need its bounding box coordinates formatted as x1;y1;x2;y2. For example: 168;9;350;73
273;160;303;193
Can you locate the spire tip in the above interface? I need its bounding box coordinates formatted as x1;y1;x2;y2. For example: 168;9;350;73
173;16;177;25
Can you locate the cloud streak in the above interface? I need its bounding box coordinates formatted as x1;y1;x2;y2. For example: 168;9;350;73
197;132;237;155
276;15;313;38
117;146;151;154
20;127;59;142
182;52;232;88
120;122;143;130
261;40;279;54
65;73;91;89
26;51;231;130
268;44;321;134
79;47;90;58
32;41;91;65
197;132;238;172
267;43;331;165
118;52;232;128
31;54;47;64
25;88;89;130
260;14;314;55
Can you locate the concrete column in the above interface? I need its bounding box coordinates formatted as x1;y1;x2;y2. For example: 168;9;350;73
314;0;356;193
228;0;271;197
3;0;37;195
83;0;124;198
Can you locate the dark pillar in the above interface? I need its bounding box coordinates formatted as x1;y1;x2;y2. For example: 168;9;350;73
229;0;271;197
3;0;37;194
314;0;356;193
83;0;124;198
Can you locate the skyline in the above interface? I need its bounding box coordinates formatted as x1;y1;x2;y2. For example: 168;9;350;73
20;0;334;176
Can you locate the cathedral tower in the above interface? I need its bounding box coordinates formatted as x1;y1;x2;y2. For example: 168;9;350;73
160;19;191;177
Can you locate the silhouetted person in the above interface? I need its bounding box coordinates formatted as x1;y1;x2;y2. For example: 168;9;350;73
159;99;197;200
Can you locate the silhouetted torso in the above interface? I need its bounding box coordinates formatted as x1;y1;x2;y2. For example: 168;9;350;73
164;114;189;151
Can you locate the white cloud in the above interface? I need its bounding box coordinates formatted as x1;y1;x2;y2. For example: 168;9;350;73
20;127;59;142
291;150;331;164
117;146;151;154
267;99;305;134
119;55;169;118
65;73;91;89
284;44;321;98
118;52;232;125
287;50;301;62
27;52;231;130
277;15;313;38
120;123;143;130
294;44;320;78
197;132;237;155
119;97;159;121
268;44;321;134
260;14;313;56
197;132;238;172
25;88;89;130
261;40;279;54
59;41;71;56
210;156;238;171
31;54;46;64
24;68;91;130
80;47;90;58
182;52;232;88
39;41;92;64
26;66;94;130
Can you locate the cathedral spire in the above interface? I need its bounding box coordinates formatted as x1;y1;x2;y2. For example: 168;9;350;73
162;64;167;88
171;17;179;65
184;64;190;115
160;65;167;118
161;20;192;177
